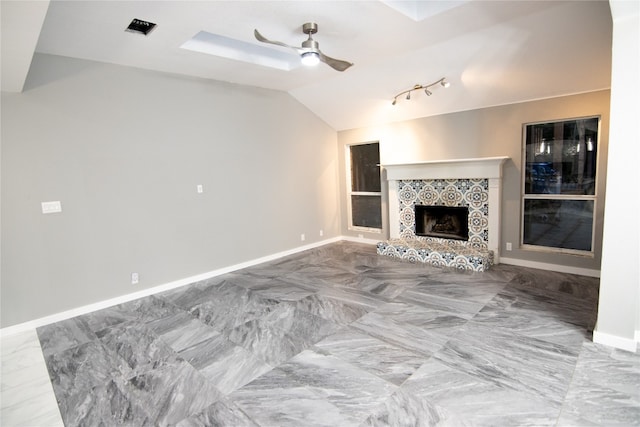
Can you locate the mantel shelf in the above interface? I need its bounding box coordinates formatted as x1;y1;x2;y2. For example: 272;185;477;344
382;156;509;181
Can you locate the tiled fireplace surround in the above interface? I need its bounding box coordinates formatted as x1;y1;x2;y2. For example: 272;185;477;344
377;157;508;271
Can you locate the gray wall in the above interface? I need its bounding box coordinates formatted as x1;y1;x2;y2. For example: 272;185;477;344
1;53;340;327
338;90;610;271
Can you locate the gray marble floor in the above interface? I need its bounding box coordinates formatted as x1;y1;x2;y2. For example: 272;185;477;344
11;242;640;426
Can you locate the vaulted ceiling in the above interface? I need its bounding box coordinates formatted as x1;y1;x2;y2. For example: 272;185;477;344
2;0;613;131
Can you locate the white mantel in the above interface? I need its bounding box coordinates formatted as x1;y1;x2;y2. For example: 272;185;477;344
382;156;509;263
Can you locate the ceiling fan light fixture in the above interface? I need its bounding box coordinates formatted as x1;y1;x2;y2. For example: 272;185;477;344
254;22;353;72
301;51;320;66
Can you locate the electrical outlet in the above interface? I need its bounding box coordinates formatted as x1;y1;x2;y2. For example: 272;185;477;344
41;201;62;214
301;234;305;242
319;229;324;237
506;242;513;251
131;272;139;284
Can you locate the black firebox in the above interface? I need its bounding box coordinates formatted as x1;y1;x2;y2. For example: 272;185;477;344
415;205;469;241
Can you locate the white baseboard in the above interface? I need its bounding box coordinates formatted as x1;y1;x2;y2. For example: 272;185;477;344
340;235;381;245
0;237;342;338
593;329;638;352
1;236;606;338
500;257;600;278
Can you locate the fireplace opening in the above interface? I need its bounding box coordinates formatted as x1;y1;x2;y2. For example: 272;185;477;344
415;205;469;241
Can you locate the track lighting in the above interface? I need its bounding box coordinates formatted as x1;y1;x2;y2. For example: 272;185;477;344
392;78;450;105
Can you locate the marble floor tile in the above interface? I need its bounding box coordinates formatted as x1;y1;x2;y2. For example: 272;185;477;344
433;321;580;403
171;282;281;333
226;318;307;366
7;242;636;427
236;276;316;301
402;358;563;426
1;330;64;427
557;340;640;426
351;311;449;357
313;328;428;385
293;293;373;325
395;289;486;320
360;387;468;427
56;376;155;426
146;311;221;353
45;339;133;400
409;274;507;304
230;348;397;426
178;334;273;394
37;316;97;357
176;398;259;427
508;267;600;300
371;301;469;334
126;360;224;426
99;321;180;376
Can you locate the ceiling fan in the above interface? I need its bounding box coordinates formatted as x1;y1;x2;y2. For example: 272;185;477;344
254;22;353;72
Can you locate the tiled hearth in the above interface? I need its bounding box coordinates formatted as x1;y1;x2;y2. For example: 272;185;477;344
378;157;508;271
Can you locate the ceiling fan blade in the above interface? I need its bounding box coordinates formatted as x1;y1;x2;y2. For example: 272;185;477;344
254;29;303;54
318;51;353;72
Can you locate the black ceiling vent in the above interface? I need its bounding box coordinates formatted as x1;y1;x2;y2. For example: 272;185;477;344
126;18;156;35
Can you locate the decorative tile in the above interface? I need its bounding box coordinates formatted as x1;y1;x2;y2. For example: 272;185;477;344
397;178;489;248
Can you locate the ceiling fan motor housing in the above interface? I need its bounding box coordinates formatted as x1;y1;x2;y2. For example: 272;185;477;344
302;22;318;35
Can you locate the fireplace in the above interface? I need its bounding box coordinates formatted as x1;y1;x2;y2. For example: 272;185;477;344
382;157;508;263
415;205;469;241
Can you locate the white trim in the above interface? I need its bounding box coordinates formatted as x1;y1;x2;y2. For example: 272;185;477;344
340;235;380;245
500;257;600;277
1;236;606;338
382;156;508;181
593;330;638;353
0;237;342;338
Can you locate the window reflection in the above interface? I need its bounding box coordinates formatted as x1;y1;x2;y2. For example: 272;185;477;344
522;117;599;253
525;118;598;195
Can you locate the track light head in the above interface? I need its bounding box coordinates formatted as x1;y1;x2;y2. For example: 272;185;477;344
425;89;432;96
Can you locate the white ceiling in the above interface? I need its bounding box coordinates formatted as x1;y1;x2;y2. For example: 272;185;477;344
2;0;613;131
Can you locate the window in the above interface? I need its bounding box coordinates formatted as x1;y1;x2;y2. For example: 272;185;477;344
522;117;599;253
348;142;382;230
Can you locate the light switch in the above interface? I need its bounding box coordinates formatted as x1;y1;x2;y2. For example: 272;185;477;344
41;201;62;214
197;184;204;194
